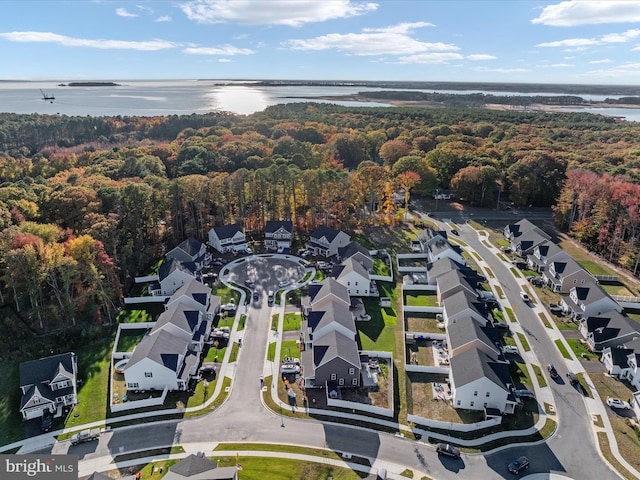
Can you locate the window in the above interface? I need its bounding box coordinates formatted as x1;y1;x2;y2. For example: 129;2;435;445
470;401;474;407
127;383;139;389
484;402;488;408
347;282;350;286
486;392;490;397
574;279;577;284
145;372;153;378
355;281;358;286
339;378;345;386
330;373;337;380
352;378;358;385
348;368;355;375
456;400;461;406
474;391;478;396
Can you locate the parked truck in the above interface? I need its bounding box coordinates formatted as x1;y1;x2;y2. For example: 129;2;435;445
70;428;100;445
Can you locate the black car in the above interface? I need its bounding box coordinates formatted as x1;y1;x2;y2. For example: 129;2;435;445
493;322;509;329
252;291;259;301
450;229;459;236
567;372;579;386
508;456;530;474
547;364;560;379
41;411;53;432
436;443;461;459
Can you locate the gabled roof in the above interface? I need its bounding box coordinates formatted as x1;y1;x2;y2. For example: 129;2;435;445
533;242;563;259
437;269;478;296
265;220;293;234
19;352;75;388
313;329;360;369
586;310;640;345
337;241;371;261
175;237;203;257
548;255;587;280
306;301;356;335
211;224;243;240
125;329;184;372
428;257;468;281
332;257;369;281
153;303;200;337
158;258;195;281
450;347;511;390
169;278;211;307
505;219;539;239
308;278;350;307
447;317;499;355
310;225;344;243
570;282;611;304
164;453;238;480
513;230;550;251
443;290;489;325
608;347;635;368
428;238;459;257
418;227;448;245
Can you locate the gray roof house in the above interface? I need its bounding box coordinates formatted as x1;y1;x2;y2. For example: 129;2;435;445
332;257;376;297
208;224;247;254
337;241;373;272
560;282;622;319
442;289;490;327
504;219;539;241
602;346;636;377
542;254;594;293
301;329;361;388
19;352;78;420
417;227;449;252
436;269;479;304
166;237;210;271
156;258;196;296
163;453;238;480
446;317;500;357
306;225;351;257
166;278;221;317
426;257;469;285
526;242;564;272
426;238;465;265
152;303;211;352
578;310;640;351
511;229;551;257
306;278;351;312
301;300;356;349
449;347;516;414
264;220;293;250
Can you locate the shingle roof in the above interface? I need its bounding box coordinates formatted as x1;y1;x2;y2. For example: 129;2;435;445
337;241;371;261
307;301;356;335
586;310;640;345
153;303;200;338
125;329;184;372
176;237;203;257
265;220;293;234
310;225;343;242
427;257;467;282
443;289;489;324
447;316;499;354
609;347;635;368
158;258;195;280
308;278;350;307
169;278;211;306
313;329;360;369
211;224;243;240
437;269;478;296
19;352;75;389
450;347;511;390
332;257;369;280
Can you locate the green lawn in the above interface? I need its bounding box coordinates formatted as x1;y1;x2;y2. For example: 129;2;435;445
404;293;438;307
555;339;571;359
283;313;302;332
504;306;517;323
373;257;391;276
116;309;153;323
566;338;598;360
517;332;531;352
116;328;148;352
531;364;547;388
359;283;398;352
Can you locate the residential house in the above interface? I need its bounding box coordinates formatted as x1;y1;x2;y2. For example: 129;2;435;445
426;238;465;265
602;346;636;377
306;226;351;257
442;289;490;327
542;254;594;293
163;453;238;480
305;278;351;313
417;227;449;252
504;219;539;241
579;310;640;351
152;303;211;353
446;317;500;357
166;237;210;271
527;242;564;272
436;269;479;304
332;258;376;297
166;278;221;318
510;229;551;257
337;241;373;272
633;391;640;420
154;258;196;296
433;189;452;200
561;282;622;319
301;301;356;350
427;257;469;285
301;329;361;388
449;347;516;414
264;220;293;251
208;224;248;254
19;353;78;420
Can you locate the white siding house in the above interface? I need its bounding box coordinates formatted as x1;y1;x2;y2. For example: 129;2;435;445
208;224;248;253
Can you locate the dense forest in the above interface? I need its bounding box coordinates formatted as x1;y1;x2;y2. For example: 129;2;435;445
1;103;640;333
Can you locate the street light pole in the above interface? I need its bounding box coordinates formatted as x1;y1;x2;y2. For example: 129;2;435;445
280;405;285;427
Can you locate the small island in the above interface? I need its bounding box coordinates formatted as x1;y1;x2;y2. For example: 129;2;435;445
58;82;121;87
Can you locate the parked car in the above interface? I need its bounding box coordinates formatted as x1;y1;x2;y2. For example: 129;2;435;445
530;277;545;287
502;345;519;355
279;280;290;288
508;456;530;474
436;443;461;459
281;363;301;374
511;260;527;269
547;364;559;379
606;397;631;409
519;291;530;302
252;291;260;301
548;304;563;314
245;279;255;289
41;411;53;432
566;372;579;386
514;389;535;399
450;229;459;236
493;322;509;330
501;246;512;253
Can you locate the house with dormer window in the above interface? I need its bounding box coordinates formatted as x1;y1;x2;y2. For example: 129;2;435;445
306;226;351;257
264;220;293;251
561;282;621;320
166;237;210;271
19;353;78;420
208;224;248;254
542;254;594;293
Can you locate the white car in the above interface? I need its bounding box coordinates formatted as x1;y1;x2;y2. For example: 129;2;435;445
502;345;519;355
606;398;631;409
519;291;530;302
279;280;290;288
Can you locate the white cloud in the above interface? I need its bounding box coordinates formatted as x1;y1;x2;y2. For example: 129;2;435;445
183;45;254;55
285;22;456;56
180;0;377;26
589;58;613;64
397;52;464;64
0;31;177;50
218;58;232;63
583;62;640;78
116;7;138;18
473;66;531;73
466;54;497;61
537;28;640;47
532;1;640;26
542;63;575;68
136;5;154;15
155;15;172;22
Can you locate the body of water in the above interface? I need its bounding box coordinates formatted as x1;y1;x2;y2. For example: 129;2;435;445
0;79;637;120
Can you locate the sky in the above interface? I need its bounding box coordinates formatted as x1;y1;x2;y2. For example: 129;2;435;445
3;0;640;84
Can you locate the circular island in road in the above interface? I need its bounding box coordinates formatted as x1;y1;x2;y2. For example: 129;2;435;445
222;254;309;294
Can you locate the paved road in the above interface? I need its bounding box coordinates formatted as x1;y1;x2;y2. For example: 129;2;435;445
53;240;622;479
